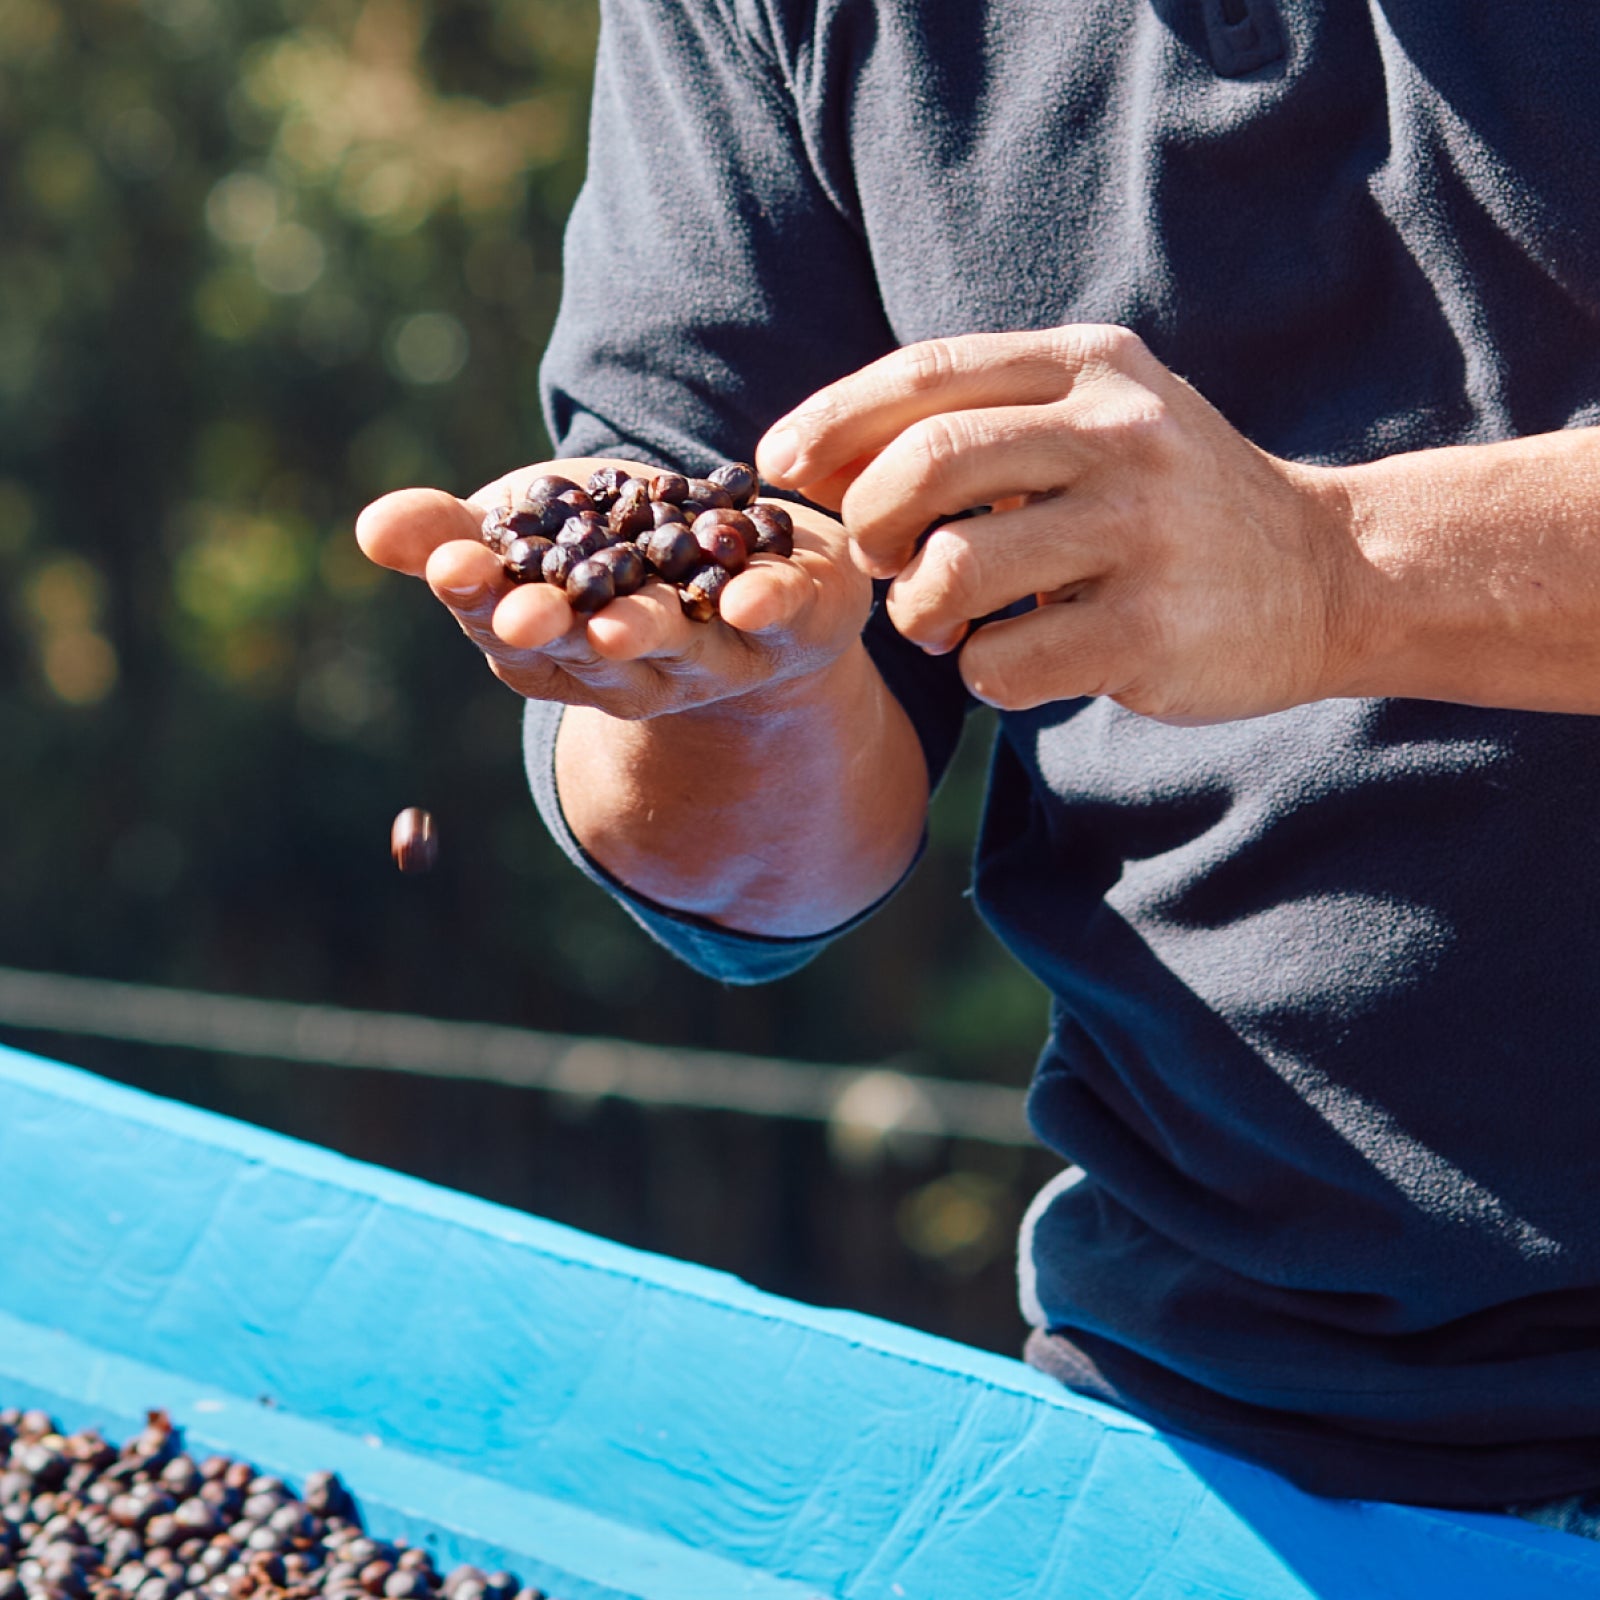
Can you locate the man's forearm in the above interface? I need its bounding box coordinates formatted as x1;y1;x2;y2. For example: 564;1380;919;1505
1336;425;1600;711
554;641;929;937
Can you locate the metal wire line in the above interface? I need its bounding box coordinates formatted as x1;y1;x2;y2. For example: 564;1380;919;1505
0;964;1033;1147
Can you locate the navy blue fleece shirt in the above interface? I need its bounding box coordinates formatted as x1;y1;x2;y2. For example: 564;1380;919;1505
527;0;1600;1505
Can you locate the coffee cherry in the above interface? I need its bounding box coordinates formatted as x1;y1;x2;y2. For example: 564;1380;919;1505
540;544;578;587
502;537;553;583
390;808;438;874
746;503;794;556
685;478;734;510
480;506;548;555
641;525;699;581
546;489;596;533
517;474;578;511
554;512;609;561
590;542;646;597
565;559;616;614
694;506;758;555
679;562;732;622
475;460;793;623
706;462;758;507
607;480;653;540
584;467;629;508
691;512;749;573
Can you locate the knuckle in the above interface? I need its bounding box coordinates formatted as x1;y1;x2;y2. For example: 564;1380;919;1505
1049;322;1148;376
1090;393;1173;453
892;336;962;395
921;524;985;612
902;412;971;492
1090;323;1148;364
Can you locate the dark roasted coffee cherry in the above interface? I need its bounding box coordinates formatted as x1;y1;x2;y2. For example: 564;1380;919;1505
157;1459;199;1498
553;486;594;516
607;479;653;539
706;462;758;507
585;467;629;508
694;506;758;555
517;474;578;513
591;542;646;596
685;478;734;510
251;1555;287;1588
390;808;438;874
641;525;699;581
679;562;732;622
359;1561;393;1595
383;1574;430;1600
746;503;795;556
554;511;609;560
648;500;686;529
692;513;749;573
299;1473;354;1523
143;1516;180;1551
479;507;513;553
196;1481;238;1516
540;543;578;588
677;498;708;522
481;1575;516;1600
480;506;550;555
648;472;689;505
171;1497;217;1536
565;559;615;614
15;1444;68;1489
501;536;553;583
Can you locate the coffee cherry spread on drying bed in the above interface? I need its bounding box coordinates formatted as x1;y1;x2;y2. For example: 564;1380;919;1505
482;463;796;624
0;1406;562;1600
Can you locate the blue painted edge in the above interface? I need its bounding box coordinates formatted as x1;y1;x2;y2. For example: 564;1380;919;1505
0;1040;1084;1404
5;1040;1600;1600
0;1308;829;1600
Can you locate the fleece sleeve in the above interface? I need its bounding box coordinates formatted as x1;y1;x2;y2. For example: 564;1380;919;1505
526;0;973;982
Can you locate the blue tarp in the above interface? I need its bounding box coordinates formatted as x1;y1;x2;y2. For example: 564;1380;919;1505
1;1042;1597;1599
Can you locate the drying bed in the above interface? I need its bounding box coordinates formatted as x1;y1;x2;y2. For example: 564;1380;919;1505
2;1041;1598;1600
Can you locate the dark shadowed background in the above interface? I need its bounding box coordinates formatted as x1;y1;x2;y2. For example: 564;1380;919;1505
0;0;1056;1355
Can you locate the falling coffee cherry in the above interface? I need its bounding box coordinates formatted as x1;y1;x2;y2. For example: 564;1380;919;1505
390;808;438;873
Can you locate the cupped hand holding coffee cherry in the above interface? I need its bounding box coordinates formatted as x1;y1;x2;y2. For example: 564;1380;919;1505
356;457;874;723
357;456;922;936
756;324;1369;725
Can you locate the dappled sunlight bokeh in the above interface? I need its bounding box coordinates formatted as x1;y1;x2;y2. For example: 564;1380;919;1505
0;0;1052;1352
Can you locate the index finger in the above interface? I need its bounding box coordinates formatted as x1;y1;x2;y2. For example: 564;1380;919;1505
756;329;1089;499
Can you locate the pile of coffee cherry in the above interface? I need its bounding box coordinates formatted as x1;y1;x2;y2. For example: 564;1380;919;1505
0;1408;559;1600
480;462;795;621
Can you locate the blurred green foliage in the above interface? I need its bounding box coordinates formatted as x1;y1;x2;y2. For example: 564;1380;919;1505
0;0;1047;1084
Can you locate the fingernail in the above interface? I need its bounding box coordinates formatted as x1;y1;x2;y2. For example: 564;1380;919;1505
761;427;799;481
440;580;484;602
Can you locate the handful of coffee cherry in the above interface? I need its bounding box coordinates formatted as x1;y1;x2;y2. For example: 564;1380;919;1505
479;462;795;621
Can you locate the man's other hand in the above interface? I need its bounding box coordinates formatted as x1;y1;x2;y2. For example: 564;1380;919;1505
757;326;1366;724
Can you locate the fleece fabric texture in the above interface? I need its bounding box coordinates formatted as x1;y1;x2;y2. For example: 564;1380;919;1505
526;0;1600;1506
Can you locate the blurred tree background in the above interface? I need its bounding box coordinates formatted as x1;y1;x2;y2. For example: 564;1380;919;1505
0;0;1055;1354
